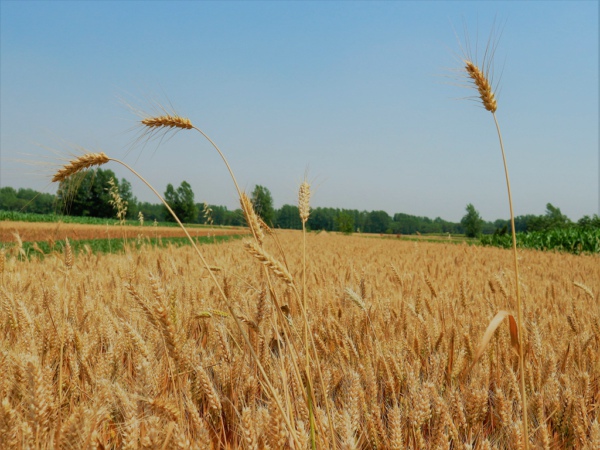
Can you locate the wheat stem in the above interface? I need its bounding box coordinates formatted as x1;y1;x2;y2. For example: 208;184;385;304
493;112;529;448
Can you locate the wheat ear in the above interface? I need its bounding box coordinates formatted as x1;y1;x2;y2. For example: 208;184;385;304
240;193;265;245
464;60;497;113
298;181;311;225
243;240;294;286
141;115;193;130
52;152;110;182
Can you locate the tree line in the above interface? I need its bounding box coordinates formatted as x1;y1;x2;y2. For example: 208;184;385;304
1;168;598;235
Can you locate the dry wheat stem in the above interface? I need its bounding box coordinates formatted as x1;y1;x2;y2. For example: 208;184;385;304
492;112;529;448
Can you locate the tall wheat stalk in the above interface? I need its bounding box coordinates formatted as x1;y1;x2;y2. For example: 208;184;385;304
461;56;530;448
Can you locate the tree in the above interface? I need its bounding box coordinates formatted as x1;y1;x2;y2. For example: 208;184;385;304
461;203;484;238
578;214;600;229
251;185;275;226
276;204;302;230
56;168;121;218
163;181;198;223
0;187;19;210
308;207;336;231
335;211;355;234
364;210;391;234
118;178;138;218
138;201;165;222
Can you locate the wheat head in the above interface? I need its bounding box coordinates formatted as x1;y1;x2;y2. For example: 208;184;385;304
52;152;110;183
141;115;193;130
464;60;497;113
298;181;311;224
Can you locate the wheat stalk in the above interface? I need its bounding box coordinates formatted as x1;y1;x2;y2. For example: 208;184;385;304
461;39;530;449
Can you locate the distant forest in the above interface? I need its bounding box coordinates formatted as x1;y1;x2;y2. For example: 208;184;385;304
1;171;598;235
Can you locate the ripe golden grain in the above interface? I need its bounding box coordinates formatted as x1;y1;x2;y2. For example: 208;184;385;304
141;115;193;130
298;181;311;224
464;60;497;113
2;226;598;448
52;152;110;183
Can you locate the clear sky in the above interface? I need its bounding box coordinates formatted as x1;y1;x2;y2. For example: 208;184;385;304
1;1;598;222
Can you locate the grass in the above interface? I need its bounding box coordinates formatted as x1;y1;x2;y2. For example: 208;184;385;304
0;210;219;228
2;234;244;260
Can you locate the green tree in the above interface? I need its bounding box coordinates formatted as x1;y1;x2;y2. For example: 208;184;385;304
0;187;19;210
335;211;355;234
251;185;275;226
578;214;600;229
543;203;571;229
364;210;391;233
118;178;138;218
56;168;120;217
276;204;302;229
526;203;571;232
308;207;336;231
163;181;198;223
461;203;484;238
137;201;165;222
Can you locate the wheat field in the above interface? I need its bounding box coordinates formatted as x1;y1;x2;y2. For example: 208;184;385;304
1;230;598;449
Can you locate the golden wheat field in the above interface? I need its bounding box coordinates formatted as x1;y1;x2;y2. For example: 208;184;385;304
0;230;598;449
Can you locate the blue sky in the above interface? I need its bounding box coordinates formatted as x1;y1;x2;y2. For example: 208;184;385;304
1;1;598;222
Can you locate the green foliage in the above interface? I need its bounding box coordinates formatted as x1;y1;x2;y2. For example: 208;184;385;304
251;185;275;226
163;181;198;223
308;208;337;231
526;203;572;231
137;201;166;222
276;204;302;230
335;211;354;234
10;234;243;259
0;187;57;214
56;169;138;219
203;205;244;226
391;213;464;235
577;214;600;229
364;210;391;233
0;210;198;227
493;204;575;234
480;227;600;254
461;203;484;238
